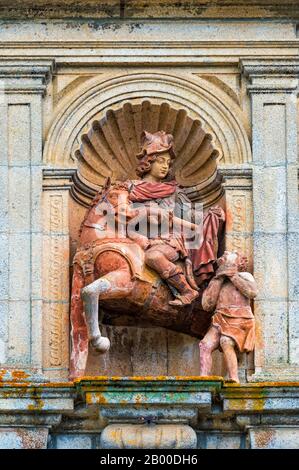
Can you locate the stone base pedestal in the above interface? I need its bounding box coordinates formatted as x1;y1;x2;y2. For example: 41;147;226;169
100;424;197;449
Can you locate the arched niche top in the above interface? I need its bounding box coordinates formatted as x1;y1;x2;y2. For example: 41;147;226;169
74;100;220;199
44;71;251;205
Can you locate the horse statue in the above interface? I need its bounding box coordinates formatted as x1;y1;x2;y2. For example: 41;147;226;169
70;178;224;379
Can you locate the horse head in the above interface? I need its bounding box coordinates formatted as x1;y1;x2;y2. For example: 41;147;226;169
79;180;138;243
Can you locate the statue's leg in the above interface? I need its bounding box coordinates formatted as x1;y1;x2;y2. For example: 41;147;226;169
145;247;198;306
199;326;220;376
220;335;239;383
81;268;134;354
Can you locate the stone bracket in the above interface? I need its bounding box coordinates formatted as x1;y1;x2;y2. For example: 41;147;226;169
76;376;223;425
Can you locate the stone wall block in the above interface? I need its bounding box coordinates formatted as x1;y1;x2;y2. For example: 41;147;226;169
0;427;48;449
205;432;242;449
261;101;287;166
249;427;299;449
254;300;288;367
8;233;31;301
0;301;8;364
253;233;288;300
55;434;93;449
7;300;31;365
0;167;9;231
8;166;31;232
31;232;43;301
0;234;9;300
31;166;43;232
288;301;299;365
286;164;299;232
7;102;31;165
252;167;287;233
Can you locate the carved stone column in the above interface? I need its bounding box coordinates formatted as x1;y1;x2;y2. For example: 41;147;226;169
241;59;299;381
0;60;54;379
42;170;74;380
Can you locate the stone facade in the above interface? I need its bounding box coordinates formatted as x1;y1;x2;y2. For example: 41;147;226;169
0;0;298;448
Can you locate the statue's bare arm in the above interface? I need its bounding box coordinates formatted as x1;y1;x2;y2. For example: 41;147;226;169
202;277;224;312
229;272;258;299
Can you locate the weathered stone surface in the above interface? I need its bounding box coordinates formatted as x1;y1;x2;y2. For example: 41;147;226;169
0;427;48;449
0;383;74;413
222;383;299;413
77;377;223;427
55;434;93;449
288;233;299;301
253;300;288;367
1;1;299;20
205;432;242;449
289;301;299;365
100;424;197;449
249;427;299;449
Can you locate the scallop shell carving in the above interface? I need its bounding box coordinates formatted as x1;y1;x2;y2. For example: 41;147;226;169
73;101;222;206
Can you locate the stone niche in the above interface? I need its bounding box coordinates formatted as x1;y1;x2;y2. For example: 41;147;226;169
42;68;252;381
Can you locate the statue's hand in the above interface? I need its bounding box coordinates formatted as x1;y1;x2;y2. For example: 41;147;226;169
216;264;238;279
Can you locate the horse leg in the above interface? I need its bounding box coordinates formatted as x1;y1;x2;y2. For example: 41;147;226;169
70;265;89;379
81;269;134;354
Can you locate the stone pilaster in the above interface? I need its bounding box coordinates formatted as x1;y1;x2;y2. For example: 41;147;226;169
241;59;299;381
0;60;55;379
220;166;254;381
220;167;253;269
42;169;74;380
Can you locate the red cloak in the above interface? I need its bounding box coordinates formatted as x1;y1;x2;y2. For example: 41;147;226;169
129;180;177;202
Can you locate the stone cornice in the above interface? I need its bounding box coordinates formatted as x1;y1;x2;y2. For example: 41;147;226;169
221;381;299;413
1;1;299;20
1;378;299;427
240;58;299;92
0;59;55;94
